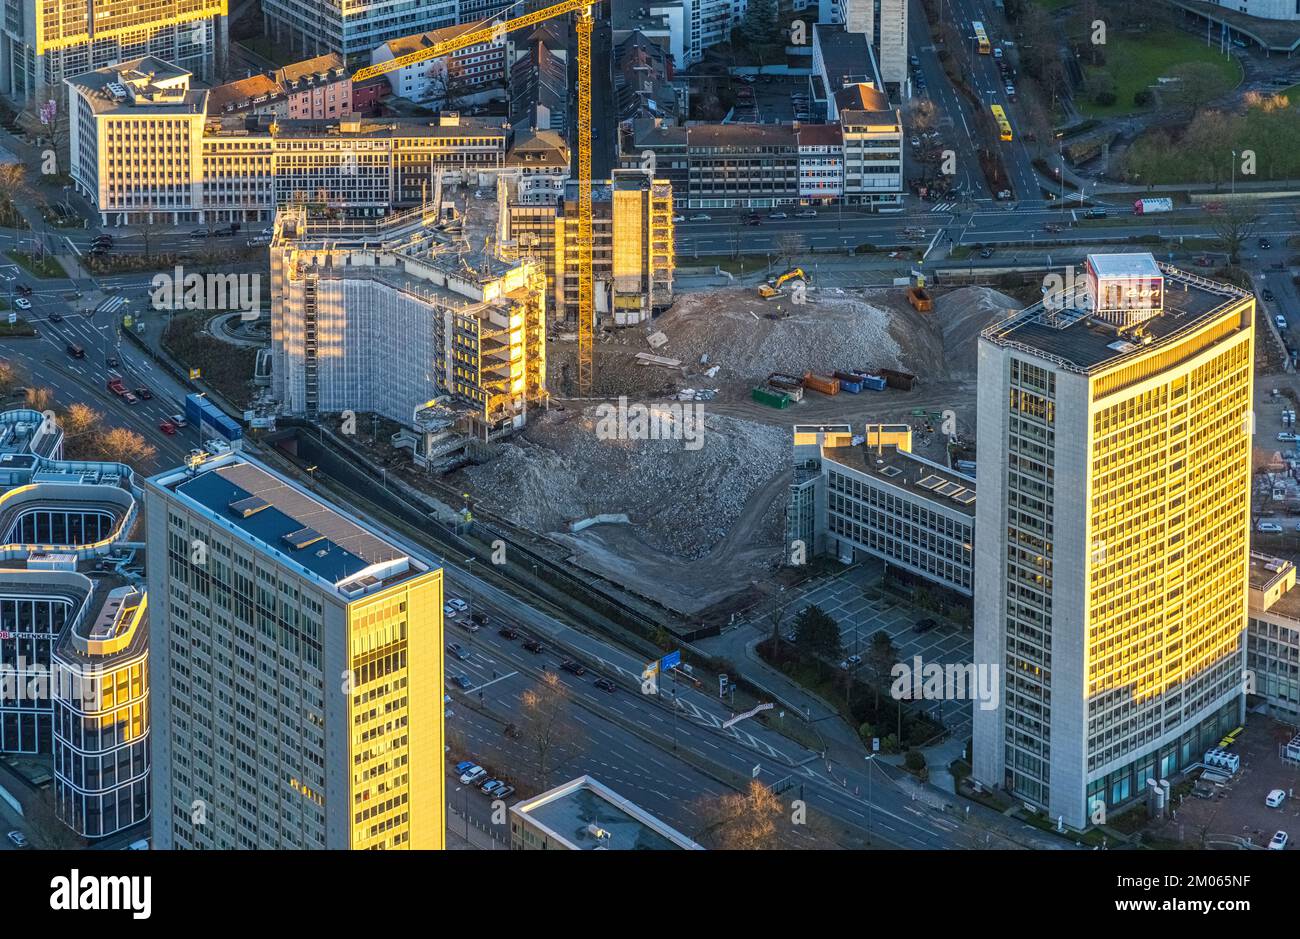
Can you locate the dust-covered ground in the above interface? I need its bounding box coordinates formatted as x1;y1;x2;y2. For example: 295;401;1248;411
456;284;1018;615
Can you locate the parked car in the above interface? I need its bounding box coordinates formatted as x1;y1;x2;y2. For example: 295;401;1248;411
498;625;519;640
13;297;30;310
560;659;587;676
767;211;787;220
522;638;544;653
1266;789;1288;808
1269;830;1289;850
993;47;1003;59
448;598;468;613
594;677;617;693
797;209;818;217
1083;208;1107;219
1259;521;1284;533
454;760;475;776
443;603;458;617
494;784;516;800
688;214;711;221
447;642;468;660
673;215;685;222
6;830;28;848
910;136;921;147
459;765;487;785
190;229;210;238
158;420;178;435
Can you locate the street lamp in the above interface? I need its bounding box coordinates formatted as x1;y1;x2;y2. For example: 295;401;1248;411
1231;150;1237;195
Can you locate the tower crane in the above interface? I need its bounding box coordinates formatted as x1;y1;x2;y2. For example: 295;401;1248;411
352;0;601;396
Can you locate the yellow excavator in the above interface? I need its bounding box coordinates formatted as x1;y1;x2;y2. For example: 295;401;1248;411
758;267;809;299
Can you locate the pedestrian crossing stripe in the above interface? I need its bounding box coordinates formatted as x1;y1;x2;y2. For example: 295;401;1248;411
95;295;126;314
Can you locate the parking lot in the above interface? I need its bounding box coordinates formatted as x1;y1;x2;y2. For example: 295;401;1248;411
779;562;976;738
1156;718;1300;849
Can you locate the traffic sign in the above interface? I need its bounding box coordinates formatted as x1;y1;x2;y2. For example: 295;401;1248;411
661;649;681;671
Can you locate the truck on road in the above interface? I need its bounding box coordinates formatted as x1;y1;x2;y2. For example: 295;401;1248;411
106;377;128;396
1133;198;1173;215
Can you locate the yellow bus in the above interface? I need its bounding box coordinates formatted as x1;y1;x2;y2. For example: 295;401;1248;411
973;21;991;54
991;104;1013;142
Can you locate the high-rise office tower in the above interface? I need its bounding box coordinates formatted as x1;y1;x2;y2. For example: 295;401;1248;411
145;451;445;849
1;0;226;103
821;0;907;89
973;254;1254;829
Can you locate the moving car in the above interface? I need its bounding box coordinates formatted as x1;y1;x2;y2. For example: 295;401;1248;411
1262;289;1276;301
498;625;519;640
448;598;468;613
767;211;787;219
1259;237;1273;250
979;248;994;259
447;642;468;660
48;312;61;322
13;297;30;310
797;209;818;217
170;413;187;427
15;283;32;296
522;638;544;653
443;603;458;617
106;356;119;368
594;677;617;693
1266;789;1287;808
1276;315;1288;331
1083;208;1107;219
92;235;114;247
121;391;139;405
135;386;152;399
459;764;487;785
560;659;587;675
159;420;178;435
688;214;711;221
66;343;86;358
6;830;28;848
451;674;473;690
1269;830;1289;850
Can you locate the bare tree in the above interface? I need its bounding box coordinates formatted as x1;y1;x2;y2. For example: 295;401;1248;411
697;780;783;849
776;232;807;268
520;671;572;789
1207;202;1260;264
134;206;168;261
0;361;16;395
23;386;53;412
96;427;157;466
24;787;84;850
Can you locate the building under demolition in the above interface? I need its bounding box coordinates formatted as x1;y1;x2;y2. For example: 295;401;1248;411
270;204;548;448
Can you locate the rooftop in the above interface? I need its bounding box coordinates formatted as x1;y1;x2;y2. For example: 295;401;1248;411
688;123;797;149
816;24;885;94
510;775;703;850
382;21;493;59
151;452;434;598
821;443;977;516
67;56;206;115
271;115;506;140
980;260;1251;374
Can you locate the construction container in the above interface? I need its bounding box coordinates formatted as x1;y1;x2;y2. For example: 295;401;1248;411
861;375;887;392
769;381;804;401
906;286;933;312
954;460;977;475
878;368;917;391
832;371;864;393
802;372;840;396
752;386;792;408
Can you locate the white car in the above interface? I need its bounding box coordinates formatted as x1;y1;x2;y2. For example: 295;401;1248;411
1266;789;1287;808
448;598;468;613
443;603;458;617
993;47;1003;59
1269;830;1288;850
688;214;711;221
13;297;30;310
459;765;487;785
1276;315;1288;331
1258;522;1283;533
1278;432;1297;442
673;215;685;222
797;209;817;217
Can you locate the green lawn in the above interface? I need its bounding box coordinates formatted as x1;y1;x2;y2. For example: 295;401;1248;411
1278;83;1300;101
1078;32;1242;117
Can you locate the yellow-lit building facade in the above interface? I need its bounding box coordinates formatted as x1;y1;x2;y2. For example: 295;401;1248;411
146;451;445;849
974;255;1254;829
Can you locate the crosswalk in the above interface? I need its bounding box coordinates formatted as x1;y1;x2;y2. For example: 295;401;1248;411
929;201;957;213
95;295;127;315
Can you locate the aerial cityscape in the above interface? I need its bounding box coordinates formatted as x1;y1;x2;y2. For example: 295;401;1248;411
0;0;1295;903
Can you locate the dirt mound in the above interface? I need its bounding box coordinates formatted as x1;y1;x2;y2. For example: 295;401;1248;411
452;404;789;559
933;286;1019;379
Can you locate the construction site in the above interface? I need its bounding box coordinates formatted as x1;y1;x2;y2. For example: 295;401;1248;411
444;275;1018;618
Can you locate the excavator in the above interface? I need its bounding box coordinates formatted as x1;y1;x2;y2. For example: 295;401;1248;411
758;267;809;299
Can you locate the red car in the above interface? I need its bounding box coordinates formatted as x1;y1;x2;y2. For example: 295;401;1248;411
159;420;177;435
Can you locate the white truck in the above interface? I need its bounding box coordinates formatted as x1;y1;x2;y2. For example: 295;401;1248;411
1133;197;1173;215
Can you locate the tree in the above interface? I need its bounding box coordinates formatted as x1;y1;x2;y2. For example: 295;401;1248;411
698;780;783;849
0;361;16;396
520;671;572;789
868;629;897;709
739;0;780;53
60;403;103;459
905;98;939;137
1168;62;1231;118
769;593;795;654
793;604;842;660
776;232;807;268
0;162;28;228
1207;202;1260;264
96;427;157;466
134;206;168;261
23;386;53;412
24;786;84;850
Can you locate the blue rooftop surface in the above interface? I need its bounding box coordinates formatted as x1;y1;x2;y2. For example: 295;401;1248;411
175;466;371;584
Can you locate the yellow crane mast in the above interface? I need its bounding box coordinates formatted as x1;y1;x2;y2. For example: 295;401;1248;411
352;0;600;397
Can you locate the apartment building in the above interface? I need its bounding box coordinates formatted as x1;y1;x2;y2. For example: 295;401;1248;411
208;54;353;120
613;29;679;124
973;254;1255;829
818;0;907;88
146;450;445;849
619;118;688;208
270;204;548;441
0;0;226;103
797;123;844;202
686;123;799;209
836;85;903;207
787;424;975;596
510;28;568;132
371;23;507;108
614;0;746;68
1246;552;1300;721
510;775;704;849
262;0;458;59
69;58;513;224
507;169;674;327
